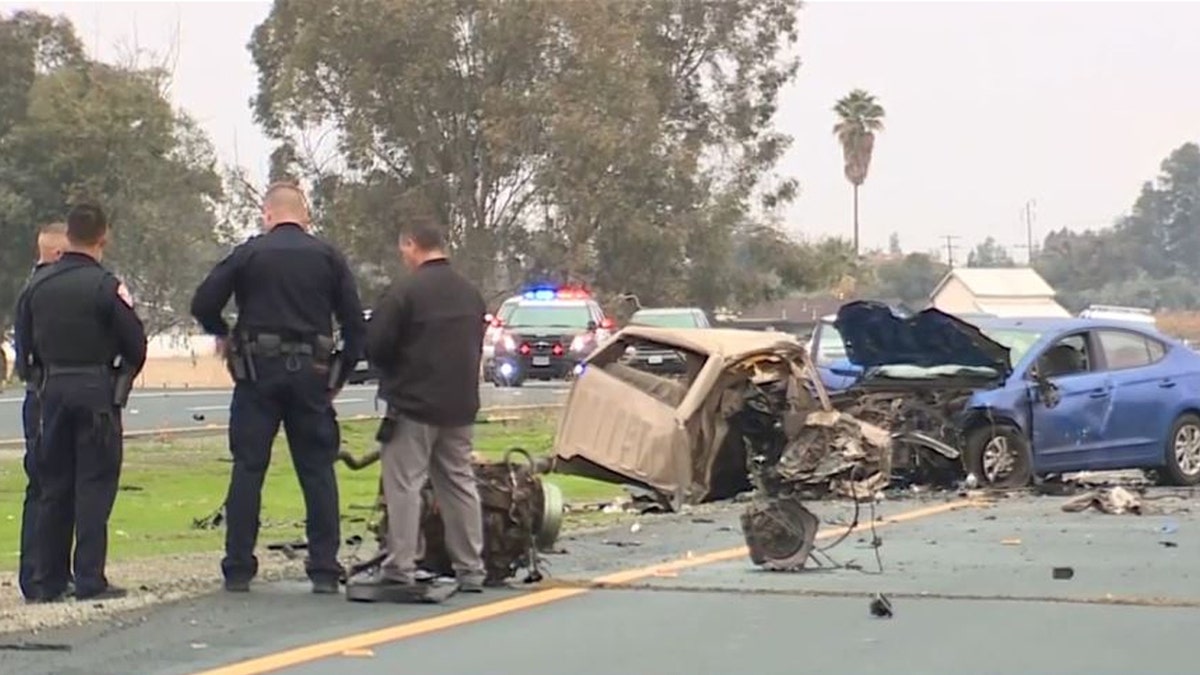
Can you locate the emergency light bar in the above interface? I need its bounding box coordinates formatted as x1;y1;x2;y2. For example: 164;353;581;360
521;285;591;301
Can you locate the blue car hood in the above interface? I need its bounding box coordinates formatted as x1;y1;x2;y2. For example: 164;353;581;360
833;301;1011;376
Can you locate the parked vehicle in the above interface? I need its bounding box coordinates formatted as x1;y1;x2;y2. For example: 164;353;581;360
623;307;711;375
831;301;1200;487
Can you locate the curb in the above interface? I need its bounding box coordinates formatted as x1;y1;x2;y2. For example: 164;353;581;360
0;404;565;449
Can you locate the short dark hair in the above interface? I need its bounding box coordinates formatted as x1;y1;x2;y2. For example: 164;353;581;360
66;203;109;246
400;216;445;251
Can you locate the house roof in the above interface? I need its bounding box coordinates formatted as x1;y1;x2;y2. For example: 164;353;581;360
930;267;1057;299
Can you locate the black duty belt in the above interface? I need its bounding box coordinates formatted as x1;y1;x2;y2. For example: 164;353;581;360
44;365;112;377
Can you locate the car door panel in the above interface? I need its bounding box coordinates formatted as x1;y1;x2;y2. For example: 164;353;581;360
1090;330;1174;468
1030;371;1114;471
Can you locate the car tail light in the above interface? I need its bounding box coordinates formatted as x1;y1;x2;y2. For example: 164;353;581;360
519;342;531;355
599;317;615;330
552;343;564;356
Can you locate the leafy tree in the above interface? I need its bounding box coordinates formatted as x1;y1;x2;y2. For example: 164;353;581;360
833;89;885;257
869;252;948;308
1035;141;1200;311
966;236;1015;268
0;11;223;339
249;0;806;310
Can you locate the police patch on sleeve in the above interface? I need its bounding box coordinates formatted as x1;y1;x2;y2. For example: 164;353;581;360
117;282;134;308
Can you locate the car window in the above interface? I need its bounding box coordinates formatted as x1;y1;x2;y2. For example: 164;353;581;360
507;304;592;329
1035;333;1092;378
1097;330;1166;370
630;311;701;328
981;328;1043;363
814;322;848;366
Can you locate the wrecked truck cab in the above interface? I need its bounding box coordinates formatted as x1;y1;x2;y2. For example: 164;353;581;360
552;326;829;510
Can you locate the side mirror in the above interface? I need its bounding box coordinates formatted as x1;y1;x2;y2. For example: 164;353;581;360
1030;368;1061;409
587;320;598;332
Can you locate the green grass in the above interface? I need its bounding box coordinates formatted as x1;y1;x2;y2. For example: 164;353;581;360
0;416;622;570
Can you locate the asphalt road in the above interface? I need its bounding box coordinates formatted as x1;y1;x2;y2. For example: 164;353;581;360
4;489;1198;675
0;382;569;440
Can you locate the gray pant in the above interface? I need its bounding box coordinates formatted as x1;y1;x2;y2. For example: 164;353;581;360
380;414;485;584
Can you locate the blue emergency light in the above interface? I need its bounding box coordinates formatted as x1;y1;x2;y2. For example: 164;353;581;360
520;285;589;301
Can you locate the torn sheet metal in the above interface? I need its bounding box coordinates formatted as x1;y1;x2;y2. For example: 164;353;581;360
1061;486;1143;515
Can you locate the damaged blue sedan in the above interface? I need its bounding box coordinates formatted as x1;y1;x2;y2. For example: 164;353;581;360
828;301;1200;488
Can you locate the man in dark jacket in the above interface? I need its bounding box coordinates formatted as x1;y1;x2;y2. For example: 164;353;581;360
357;216;487;598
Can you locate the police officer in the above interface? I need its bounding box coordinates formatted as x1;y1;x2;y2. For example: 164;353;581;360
190;182;366;594
16;203;147;602
12;221;69;601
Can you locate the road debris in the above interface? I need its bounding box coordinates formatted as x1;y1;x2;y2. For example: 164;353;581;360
869;593;893;618
1001;538;1022;546
336;445;562;587
1062;486;1142;515
1052;566;1075;580
1160;541;1179;548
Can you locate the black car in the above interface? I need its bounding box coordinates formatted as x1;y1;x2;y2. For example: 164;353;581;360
491;297;612;386
623;307;710;375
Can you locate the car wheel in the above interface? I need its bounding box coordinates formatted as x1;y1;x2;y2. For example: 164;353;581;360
1160;413;1200;486
963;424;1033;488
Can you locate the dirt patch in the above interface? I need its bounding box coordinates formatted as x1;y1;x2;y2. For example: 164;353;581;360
134;356;231;390
0;551;307;635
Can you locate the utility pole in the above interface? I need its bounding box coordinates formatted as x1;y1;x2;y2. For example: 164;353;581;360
941;235;960;267
1020;199;1037;264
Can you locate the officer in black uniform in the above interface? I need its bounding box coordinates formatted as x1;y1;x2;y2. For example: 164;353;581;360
16;203;148;602
12;221;69;601
190;182;366;594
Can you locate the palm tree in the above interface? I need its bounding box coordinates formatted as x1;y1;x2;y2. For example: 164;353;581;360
833;90;886;257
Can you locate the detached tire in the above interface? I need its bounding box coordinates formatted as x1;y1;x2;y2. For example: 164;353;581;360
963;424;1033;488
1160;413;1200;486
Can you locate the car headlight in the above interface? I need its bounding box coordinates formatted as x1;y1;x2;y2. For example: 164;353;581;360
571;335;590;352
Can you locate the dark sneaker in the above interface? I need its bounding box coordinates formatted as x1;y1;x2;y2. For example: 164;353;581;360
311;578;340;595
76;586;128;601
224;578;251;593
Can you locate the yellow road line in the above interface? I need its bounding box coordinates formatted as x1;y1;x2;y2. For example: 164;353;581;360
188;498;977;675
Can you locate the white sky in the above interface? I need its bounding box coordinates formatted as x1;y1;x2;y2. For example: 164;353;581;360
5;1;1200;262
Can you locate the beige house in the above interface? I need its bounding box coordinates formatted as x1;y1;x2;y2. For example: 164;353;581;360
929;267;1070;318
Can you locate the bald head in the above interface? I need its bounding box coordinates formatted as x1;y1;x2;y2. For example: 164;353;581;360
261;182;311;231
36;222;68;264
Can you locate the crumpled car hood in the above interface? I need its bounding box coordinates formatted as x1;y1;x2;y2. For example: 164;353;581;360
833;301;1011;377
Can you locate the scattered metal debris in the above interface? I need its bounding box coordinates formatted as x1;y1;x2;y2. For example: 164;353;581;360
1052;566;1075;580
1062;486;1142;515
869;593;893;618
336;445;562;588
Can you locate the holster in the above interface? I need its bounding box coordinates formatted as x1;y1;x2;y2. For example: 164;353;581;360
113;368;134;408
375;412;398;444
226;336;255;383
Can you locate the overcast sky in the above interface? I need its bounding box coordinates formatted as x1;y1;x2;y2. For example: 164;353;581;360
6;1;1200;261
